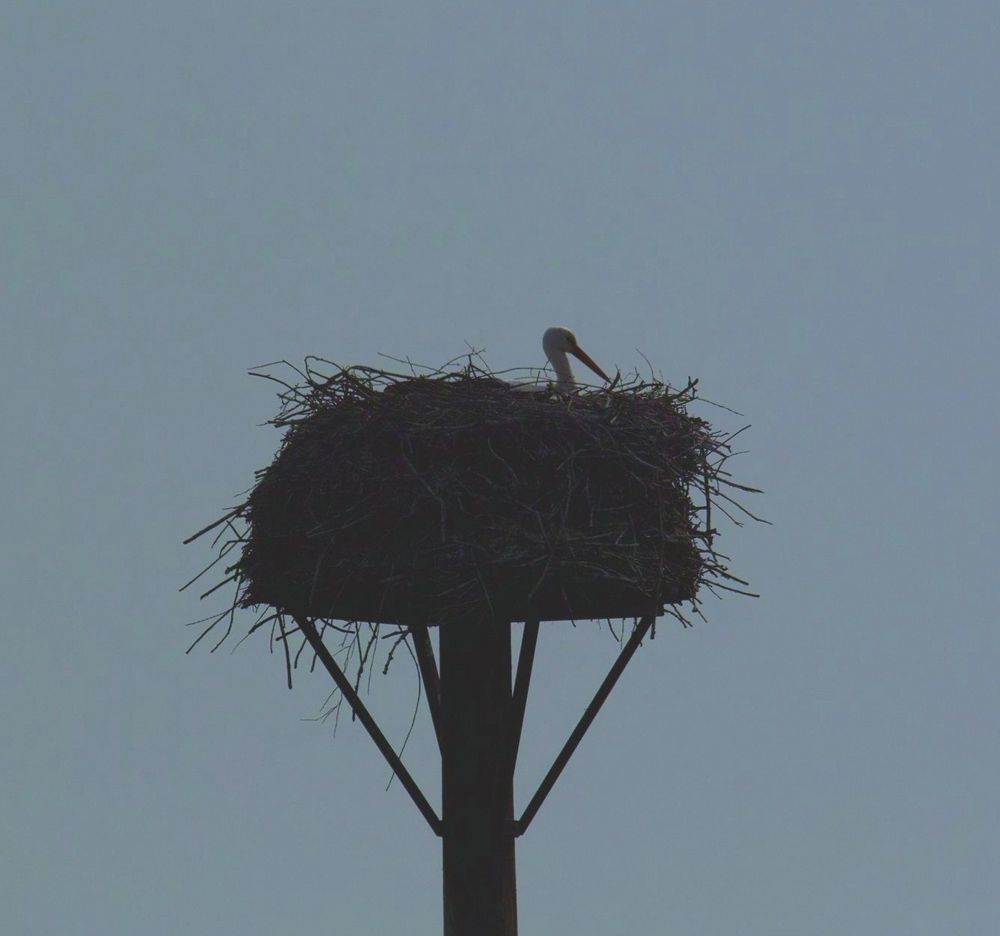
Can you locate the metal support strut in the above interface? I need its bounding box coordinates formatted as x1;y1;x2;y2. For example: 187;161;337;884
293;614;442;836
516;614;654;836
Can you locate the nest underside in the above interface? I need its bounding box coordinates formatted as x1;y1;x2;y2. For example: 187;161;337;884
208;361;740;627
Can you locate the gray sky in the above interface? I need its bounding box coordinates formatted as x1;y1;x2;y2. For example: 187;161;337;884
3;3;998;934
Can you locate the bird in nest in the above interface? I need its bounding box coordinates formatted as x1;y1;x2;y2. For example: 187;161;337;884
542;326;611;390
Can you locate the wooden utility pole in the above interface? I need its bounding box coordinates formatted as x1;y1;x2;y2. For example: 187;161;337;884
440;618;517;936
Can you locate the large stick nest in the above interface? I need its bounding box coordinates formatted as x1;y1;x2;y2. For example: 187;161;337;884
186;357;759;642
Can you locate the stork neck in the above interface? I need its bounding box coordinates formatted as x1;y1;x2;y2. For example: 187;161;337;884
550;351;575;388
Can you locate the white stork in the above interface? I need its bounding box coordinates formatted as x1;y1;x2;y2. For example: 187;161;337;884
542;326;611;390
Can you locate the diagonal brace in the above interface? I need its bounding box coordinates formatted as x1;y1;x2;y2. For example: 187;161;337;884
409;624;443;753
516;614;654;836
293;615;442;836
508;618;539;782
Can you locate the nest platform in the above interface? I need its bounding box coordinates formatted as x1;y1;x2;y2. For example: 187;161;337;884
191;359;746;629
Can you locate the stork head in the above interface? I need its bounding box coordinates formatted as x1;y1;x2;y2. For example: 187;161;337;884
542;326;610;387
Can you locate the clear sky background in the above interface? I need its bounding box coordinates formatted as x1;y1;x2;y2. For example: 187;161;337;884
3;3;998;934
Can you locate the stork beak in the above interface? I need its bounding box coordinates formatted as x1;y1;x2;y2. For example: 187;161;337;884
569;344;611;384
